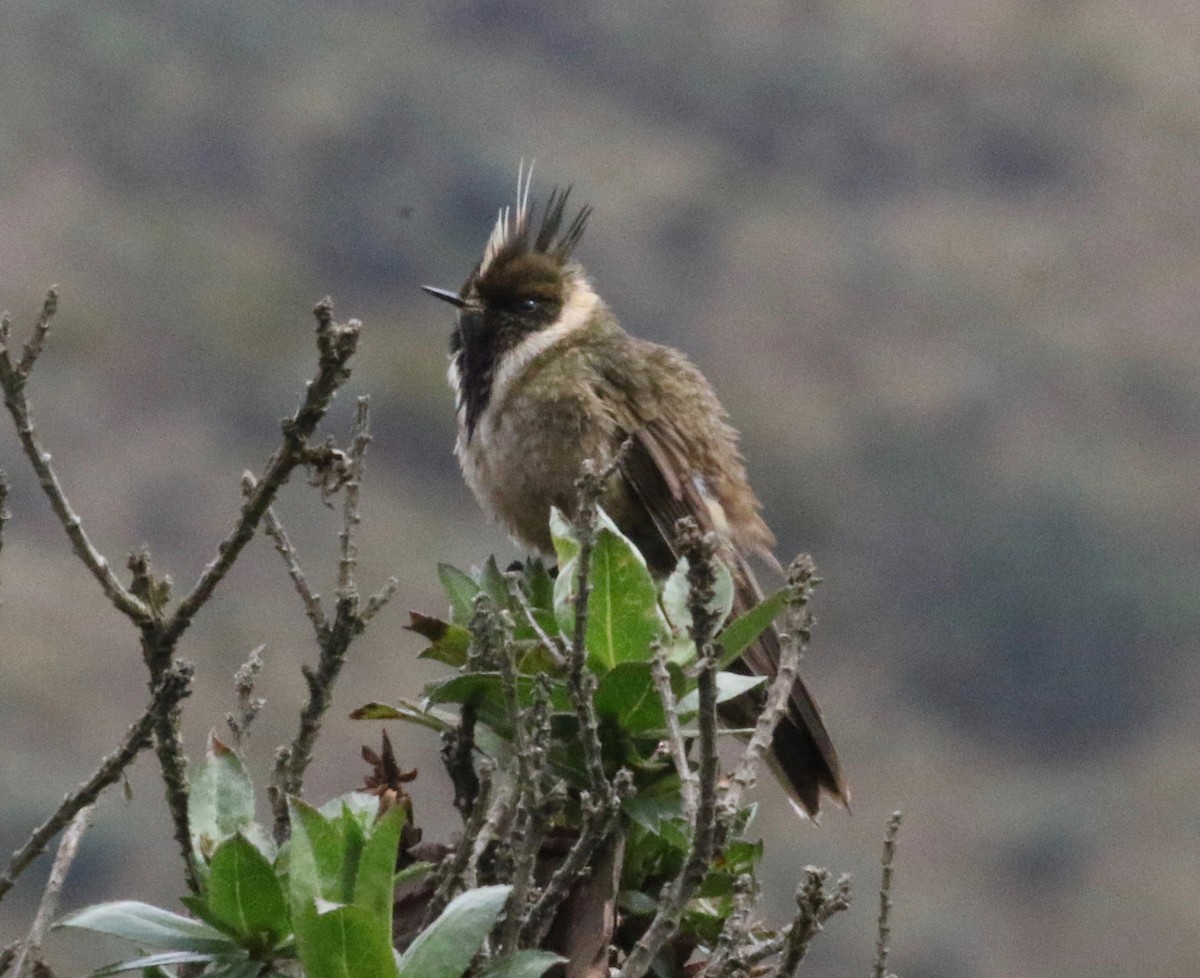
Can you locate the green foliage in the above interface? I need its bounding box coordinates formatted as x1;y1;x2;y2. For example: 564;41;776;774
382;505;792;956
58;508;804;976
394;507;783;776
59;747;554;978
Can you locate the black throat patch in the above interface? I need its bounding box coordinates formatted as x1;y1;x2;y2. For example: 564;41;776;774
451;305;556;440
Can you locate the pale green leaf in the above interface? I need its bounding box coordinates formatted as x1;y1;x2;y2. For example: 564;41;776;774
56;901;233;954
396;885;510;978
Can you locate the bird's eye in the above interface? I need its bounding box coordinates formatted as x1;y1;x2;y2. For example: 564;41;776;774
519;297;539;312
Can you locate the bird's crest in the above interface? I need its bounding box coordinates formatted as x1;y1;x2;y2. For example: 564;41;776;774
476;161;592;278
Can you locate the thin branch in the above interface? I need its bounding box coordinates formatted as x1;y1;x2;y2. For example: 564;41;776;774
0;290;152;625
424;761;497;925
568;462;611;796
619;522;723;978
651;646;697;823
698;873;757;978
507;575;565;669
276;608;361;812
146;654;199;893
160;299;360;647
518;769;632;949
0;468;9;558
337;398;370;597
256;486;330;639
0;662;193;905
15;286;56;377
226;645;266;748
724;556;818;813
11;806;94;978
872;812;903;978
775;868;852;977
361;576;398;623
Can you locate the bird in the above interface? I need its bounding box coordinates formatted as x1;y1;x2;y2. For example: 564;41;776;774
422;166;847;819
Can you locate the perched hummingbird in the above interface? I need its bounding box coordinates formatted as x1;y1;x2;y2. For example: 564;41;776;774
423;169;847;818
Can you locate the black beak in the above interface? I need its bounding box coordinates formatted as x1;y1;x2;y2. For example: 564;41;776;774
421;285;467;308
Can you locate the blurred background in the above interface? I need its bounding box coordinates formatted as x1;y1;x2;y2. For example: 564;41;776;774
1;1;1198;975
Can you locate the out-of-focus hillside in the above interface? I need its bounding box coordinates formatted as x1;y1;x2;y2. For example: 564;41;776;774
2;2;1198;975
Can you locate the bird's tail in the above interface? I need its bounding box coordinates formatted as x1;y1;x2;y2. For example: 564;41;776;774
722;554;849;819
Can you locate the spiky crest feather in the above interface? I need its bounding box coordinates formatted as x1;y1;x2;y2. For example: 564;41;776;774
476;163;592;279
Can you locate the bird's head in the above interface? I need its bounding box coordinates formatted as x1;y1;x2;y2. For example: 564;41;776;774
424;166;595;436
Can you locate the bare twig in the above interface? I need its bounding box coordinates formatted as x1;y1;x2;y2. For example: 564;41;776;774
518;769;633;949
272;607;361;832
15;287;56;377
361;575;399;623
161;300;360;646
651;646;697;823
699;873;757;978
774;868;852;977
0;662;193;904
873;812;903;978
425;761;497;925
0;469;9;558
619;522;723;978
0;290;152;624
568;462;612;796
497;670;552;956
11;806;94;978
725;556;818;812
257;488;330;639
337;398;370;596
226;646;266;747
507;575;566;669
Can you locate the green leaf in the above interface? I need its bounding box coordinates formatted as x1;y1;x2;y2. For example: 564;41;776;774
425;673;572;719
206;959;269;978
190;735;261;865
548;507;580;566
353;806;406;941
287;798;342;908
554;514;667;672
294;903;397;978
660;555;735;637
317;791;383;829
56;902;235;954
350;700;452;734
205;834;289;946
91;950;228;977
478;555;510;611
408;613;471;667
676;673;767;714
523;558;556;615
617;890;659;916
397;885;511;978
438;563;481;625
335;805;367;907
715;587;789;669
593;662;683;734
622;792;684;835
477;950;565;978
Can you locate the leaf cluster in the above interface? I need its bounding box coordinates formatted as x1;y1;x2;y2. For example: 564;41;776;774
58;740;554;978
360;507;806;972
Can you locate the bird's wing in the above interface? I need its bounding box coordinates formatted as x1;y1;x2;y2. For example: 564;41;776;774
596;376;849;818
